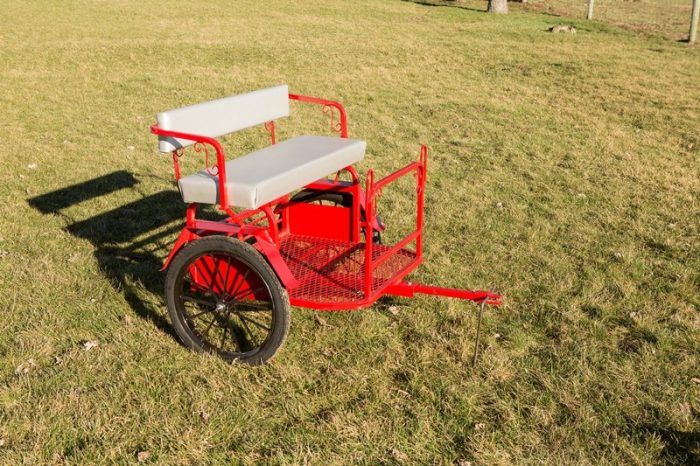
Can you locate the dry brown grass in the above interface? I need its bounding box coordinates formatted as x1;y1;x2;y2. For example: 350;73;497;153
0;0;699;464
523;0;694;41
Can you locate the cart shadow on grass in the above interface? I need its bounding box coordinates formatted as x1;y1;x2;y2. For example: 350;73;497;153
401;0;484;13
28;170;187;338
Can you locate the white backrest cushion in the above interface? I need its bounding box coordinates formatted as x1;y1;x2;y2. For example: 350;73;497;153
156;84;289;152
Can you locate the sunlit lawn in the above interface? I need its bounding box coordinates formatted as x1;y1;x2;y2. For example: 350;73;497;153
0;0;698;463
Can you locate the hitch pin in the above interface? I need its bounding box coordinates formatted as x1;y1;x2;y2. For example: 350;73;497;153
471;298;488;367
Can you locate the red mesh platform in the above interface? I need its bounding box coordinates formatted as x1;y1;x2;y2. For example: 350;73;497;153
280;234;417;308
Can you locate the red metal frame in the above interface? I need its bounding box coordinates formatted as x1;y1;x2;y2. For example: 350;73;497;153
288;93;348;138
151;91;502;312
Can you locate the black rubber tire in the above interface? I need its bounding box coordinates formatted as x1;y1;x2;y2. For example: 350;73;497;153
290;189;352;208
165;236;290;365
290;189;382;244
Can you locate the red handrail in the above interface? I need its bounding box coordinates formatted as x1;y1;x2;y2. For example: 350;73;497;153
288;93;348;138
150;125;230;209
364;146;428;299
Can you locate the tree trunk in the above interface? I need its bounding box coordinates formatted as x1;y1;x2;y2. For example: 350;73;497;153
487;0;508;14
587;0;595;20
690;0;699;44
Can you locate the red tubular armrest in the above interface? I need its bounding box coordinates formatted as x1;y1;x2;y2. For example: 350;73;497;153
288;93;348;138
150;125;230;208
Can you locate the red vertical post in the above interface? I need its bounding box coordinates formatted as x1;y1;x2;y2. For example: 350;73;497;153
416;145;427;259
213;143;228;209
337;106;348;138
352;181;361;242
364;170;375;299
265;121;276;145
171;151;182;180
344;166;362;242
186;203;198;228
279;194;290;236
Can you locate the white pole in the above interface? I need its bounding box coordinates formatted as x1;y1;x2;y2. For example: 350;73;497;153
587;0;595;20
690;0;700;44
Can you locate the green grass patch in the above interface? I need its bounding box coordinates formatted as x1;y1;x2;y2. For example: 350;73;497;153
0;0;699;463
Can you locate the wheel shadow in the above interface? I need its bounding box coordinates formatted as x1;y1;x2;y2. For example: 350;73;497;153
28;171;185;337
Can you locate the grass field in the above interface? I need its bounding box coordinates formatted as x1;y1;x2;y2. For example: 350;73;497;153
418;0;696;41
1;0;699;464
523;0;696;41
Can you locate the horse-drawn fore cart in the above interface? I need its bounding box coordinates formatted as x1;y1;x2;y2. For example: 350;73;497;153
150;85;502;365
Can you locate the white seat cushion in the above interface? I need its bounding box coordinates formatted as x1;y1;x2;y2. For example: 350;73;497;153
178;135;366;209
157;85;290;153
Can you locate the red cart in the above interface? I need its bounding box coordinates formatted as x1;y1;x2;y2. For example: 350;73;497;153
151;85;502;365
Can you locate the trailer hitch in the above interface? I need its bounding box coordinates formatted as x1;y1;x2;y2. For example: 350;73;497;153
386;282;502;366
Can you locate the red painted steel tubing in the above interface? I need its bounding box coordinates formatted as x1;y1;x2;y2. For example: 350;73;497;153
150;125;230;208
371;162;421;192
364;146;428;302
386;282;503;306
416;145;427;258
364;169;375;299
264;121;276;145
372;230;420;269
288;93;348;138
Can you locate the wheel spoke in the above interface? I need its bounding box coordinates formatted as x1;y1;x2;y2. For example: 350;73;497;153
238;313;271;332
187;306;216;319
212;256;223;293
183;275;215;296
200;314;217;339
192;259;215;292
235;301;272;312
237;314;259;347
223;256;232;297
180;295;216;308
234;286;266;301
219;312;230;350
229;268;250;301
230;323;245;352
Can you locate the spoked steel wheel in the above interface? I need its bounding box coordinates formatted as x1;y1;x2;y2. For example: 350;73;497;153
165;236;290;365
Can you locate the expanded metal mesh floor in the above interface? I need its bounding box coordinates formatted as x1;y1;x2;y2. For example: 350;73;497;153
280;234;416;306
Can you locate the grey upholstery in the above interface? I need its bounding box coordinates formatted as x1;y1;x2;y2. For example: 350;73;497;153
178;135;366;209
157;85;289;152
